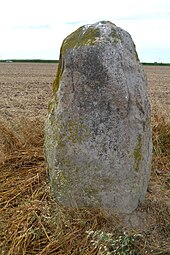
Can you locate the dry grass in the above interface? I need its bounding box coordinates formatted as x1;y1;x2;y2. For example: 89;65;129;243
0;113;169;255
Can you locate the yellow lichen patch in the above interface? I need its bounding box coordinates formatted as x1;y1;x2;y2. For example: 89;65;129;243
52;53;63;95
61;26;84;55
111;28;122;45
133;134;143;172
66;119;89;144
48;98;58;115
52;26;100;95
53;117;90;148
61;26;100;56
113;30;119;45
79;27;100;46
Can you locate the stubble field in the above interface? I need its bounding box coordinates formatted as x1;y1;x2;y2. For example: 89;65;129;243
0;63;170;120
0;63;169;254
0;63;56;121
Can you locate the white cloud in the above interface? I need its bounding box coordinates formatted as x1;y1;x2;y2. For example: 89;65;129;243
0;0;170;61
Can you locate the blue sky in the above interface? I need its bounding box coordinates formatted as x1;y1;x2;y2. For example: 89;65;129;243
0;0;170;62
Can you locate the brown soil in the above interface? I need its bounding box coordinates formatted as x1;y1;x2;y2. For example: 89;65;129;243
144;65;170;118
0;63;169;254
0;62;57;121
0;63;170;121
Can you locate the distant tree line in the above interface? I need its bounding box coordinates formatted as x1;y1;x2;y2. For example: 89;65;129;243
0;59;58;63
0;59;169;66
142;62;170;66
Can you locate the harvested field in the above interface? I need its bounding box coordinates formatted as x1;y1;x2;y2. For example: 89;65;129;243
0;63;169;254
145;65;170;118
0;63;170;120
0;62;56;120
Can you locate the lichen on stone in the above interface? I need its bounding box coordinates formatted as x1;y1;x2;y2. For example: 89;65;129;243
52;53;64;95
111;28;122;45
133;134;143;172
56;120;89;148
80;27;100;46
61;26;100;56
53;25;101;95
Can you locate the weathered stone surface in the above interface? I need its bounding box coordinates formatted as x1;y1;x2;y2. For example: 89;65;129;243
45;21;152;214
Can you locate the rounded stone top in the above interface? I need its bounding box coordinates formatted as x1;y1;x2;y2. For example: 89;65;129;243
61;20;135;57
53;21;140;94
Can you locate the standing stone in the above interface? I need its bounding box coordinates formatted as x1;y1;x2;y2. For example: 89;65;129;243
45;21;152;214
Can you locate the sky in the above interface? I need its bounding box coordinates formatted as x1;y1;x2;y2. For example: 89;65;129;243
0;0;170;62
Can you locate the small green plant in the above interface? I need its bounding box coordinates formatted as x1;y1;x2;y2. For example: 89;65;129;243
87;230;142;255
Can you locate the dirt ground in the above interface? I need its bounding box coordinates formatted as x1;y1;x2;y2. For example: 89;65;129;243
0;63;170;121
0;63;169;254
144;65;170;118
0;63;56;121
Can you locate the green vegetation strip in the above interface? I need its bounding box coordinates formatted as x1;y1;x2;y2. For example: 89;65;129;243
0;59;58;63
0;60;170;65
